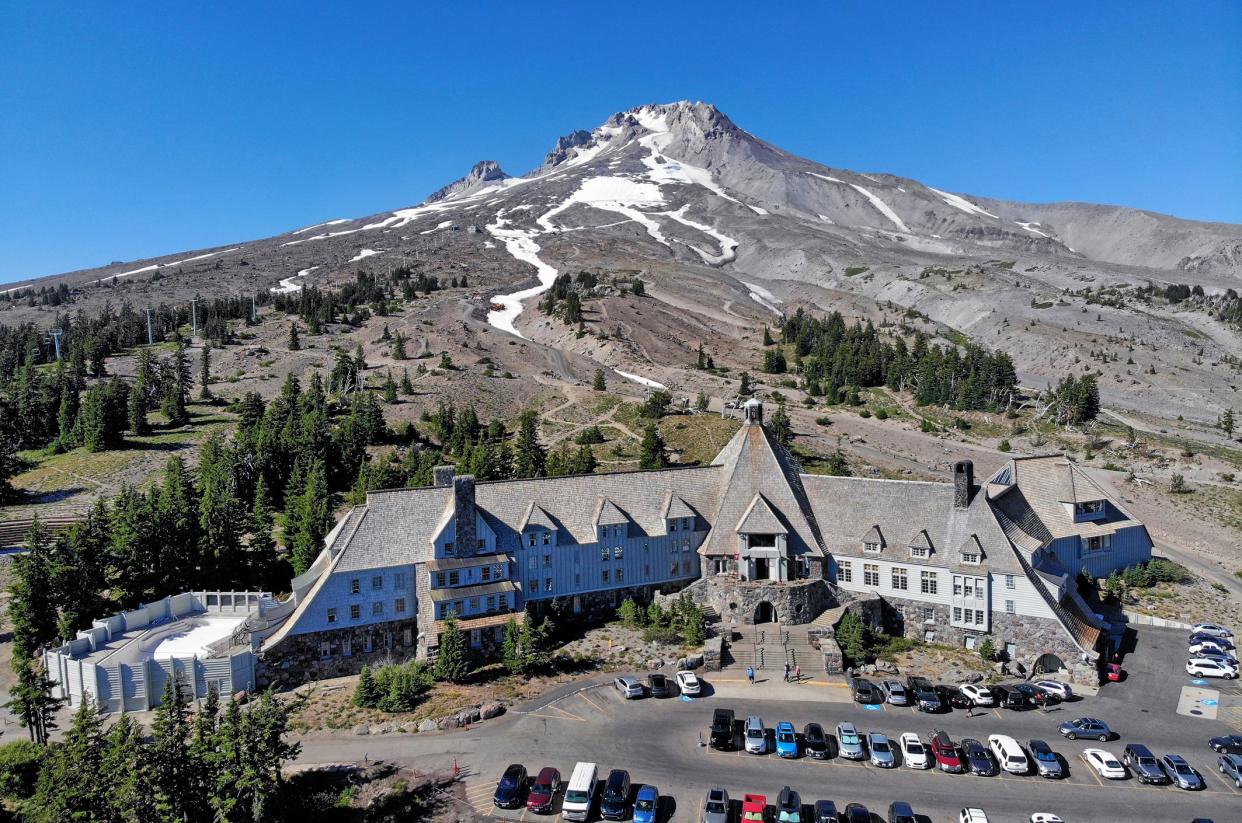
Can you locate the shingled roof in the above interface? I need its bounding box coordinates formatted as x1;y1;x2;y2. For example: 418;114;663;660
700;420;825;557
987;455;1143;543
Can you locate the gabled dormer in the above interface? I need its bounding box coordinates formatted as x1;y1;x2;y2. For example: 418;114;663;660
861;525;885;555
908;529;933;559
665;494;698;534
1071;499;1107;522
595;498;629;541
958;533;985;565
519;503;558;548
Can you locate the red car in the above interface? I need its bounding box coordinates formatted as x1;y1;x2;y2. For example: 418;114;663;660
931;729;963;773
526;766;561;814
742;793;767;822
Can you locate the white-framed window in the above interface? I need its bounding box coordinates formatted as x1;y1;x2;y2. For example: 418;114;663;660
1005;574;1016;589
614;546;624;559
964;635;977;650
863;563;880;587
962;552;981;565
528;532;537;547
350;604;361;620
839;561;853;583
670;519;679;532
910;546;928;558
600;547;610;562
527;555;537;570
320;641;331;660
395;598;406;614
953;607;963;622
326;608;337;624
1083;534;1112;553
921;571;937;595
486;594;496;611
1005;600;1015;614
975;610;985;624
544;577;553;591
444;541;455;555
923;608;935;623
1075;500;1105;517
469;597;479;611
542;531;550;545
350;578;361;594
953;576;964;596
448;570;460;586
892;567;908;591
863;541;881;554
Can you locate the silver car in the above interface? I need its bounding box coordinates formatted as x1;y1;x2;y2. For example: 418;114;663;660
1160;754;1203;790
702;787;730;823
744;715;767;755
837;722;865;760
613;676;644;699
882;679;908;705
868;732;896;768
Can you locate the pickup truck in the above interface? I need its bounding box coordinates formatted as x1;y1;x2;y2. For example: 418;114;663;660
710;708;735;750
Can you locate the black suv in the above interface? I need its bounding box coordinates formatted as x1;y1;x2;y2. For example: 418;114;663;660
647;673;671;698
493;763;527;809
990;684;1028;709
600;769;631;820
804;722;829;759
710;708;735;750
936;684;972;710
1122;743;1168;784
851;677;879;703
906;676;942;712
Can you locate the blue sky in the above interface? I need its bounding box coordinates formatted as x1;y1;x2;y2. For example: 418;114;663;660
2;1;1239;284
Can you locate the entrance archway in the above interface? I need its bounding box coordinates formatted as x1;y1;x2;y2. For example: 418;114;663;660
754;601;777;624
1033;653;1065;675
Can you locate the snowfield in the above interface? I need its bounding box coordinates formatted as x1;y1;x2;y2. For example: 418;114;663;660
1016;221;1050;238
420;220;454;234
270;266;319;294
743;280;783;316
664;205;738;265
349;249;381;262
927;186;999;219
614;369;667;390
849;183;909;233
485;214;560;339
292;218;350;235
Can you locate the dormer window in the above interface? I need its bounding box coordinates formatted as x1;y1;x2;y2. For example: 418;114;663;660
1074;500;1107;521
961;552;981;565
910;546;929;559
864;541;881;554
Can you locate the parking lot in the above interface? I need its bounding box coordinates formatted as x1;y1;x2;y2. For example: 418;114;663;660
300;625;1242;822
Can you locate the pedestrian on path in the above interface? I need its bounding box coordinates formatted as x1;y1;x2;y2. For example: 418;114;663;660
747;666;755;685
966;703;974;718
794;664;801;683
783;662;790;682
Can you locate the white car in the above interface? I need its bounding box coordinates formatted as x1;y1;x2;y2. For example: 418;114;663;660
1192;622;1234;639
1187;658;1239;679
900;732;929;769
675;670;701;695
1033;680;1073;700
987;734;1029;775
959;809;989;823
959;683;993;706
1030;815;1063;823
613;676;644;698
1189;641;1237;659
1082;748;1127;779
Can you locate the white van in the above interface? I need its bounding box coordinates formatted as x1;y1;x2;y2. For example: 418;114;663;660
987;734;1030;775
562;761;597;822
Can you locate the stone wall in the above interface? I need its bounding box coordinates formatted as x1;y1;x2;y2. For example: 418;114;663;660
260;617;419;687
683;575;837;626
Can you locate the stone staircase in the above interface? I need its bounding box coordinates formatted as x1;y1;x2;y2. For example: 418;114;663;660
810;604;846;630
724;622;825;673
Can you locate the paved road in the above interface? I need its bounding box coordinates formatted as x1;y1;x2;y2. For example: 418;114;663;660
296;627;1242;822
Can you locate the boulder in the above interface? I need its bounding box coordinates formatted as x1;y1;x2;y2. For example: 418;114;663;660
481;702;506;720
647;658;664;670
353;724;370;736
438;716;460;730
686;653;704;669
417;718;438;733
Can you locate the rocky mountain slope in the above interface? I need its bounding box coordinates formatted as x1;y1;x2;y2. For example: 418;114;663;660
5;101;1241;425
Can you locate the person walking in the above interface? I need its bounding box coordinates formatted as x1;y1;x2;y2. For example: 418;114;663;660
783;662;790;682
966;702;975;718
747;666;755;686
794;664;802;683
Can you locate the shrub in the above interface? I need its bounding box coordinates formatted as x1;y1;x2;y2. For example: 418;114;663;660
353;660;434;712
0;739;41;798
858;409;871;418
977;638;995;663
874;408;889;420
998;439;1011;452
815;416;833;426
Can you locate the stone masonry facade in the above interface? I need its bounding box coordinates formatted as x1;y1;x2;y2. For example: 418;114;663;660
686;576;837;626
259;616;419;687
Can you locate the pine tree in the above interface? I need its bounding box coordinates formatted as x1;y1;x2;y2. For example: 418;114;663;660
101;712;152;820
592;368;606;391
392;330;407;360
639;423;667;470
696;342;706;369
3;660;61;745
199;342;213;400
289;458;330;574
501;618;524;674
154;455;202;592
769;403;794;446
250;475;279;586
739;371;752;396
400;368;414;394
28;696;106;821
127;373;150;435
8;518;59;665
434;616;471;683
695;391;709;411
1221;408;1235;438
149;678;194;822
382;369;398;404
763;326;774;346
197;433;244;588
513;409;546;478
354;665;382;707
287;321;301;350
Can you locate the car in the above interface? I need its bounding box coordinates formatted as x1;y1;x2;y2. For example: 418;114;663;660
804;722;829;759
777;786;801;823
1195;649;1241;667
1030;816;1064;823
989;684;1027;709
836;722;865;760
493;763;528;809
907;676;942;712
599;769;631;820
1192;622;1234;639
1160;754;1203;790
1189;641;1237;659
1189;632;1236;650
882;679;908;705
1081;748;1127;779
988;734;1029;775
710;708;735;750
676;670;702;695
958;683;993;706
813;800;839;823
647;672;671;697
702;787;730;823
1058;717;1111;741
741;793;767;823
775;721;799;758
962;738;997;776
868;732;896;768
562;762;597;822
1208;733;1242;754
1122;743;1168;784
744;715;767;754
888;801;916;823
1012;682;1055;706
1027;739;1063;778
843;804;871;823
1033;680;1073;701
959;809;989;823
633;784;659;823
900;732;928;769
526;766;561;813
1219;753;1242;788
614;675;644;699
931;729;963;773
937;684;973;709
851;677;879;703
1187;658;1238;679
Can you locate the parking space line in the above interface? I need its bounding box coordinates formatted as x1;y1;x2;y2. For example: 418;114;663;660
577;691;604;713
1209;765;1242;794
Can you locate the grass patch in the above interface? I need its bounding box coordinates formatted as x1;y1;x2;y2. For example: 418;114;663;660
844;266;870;277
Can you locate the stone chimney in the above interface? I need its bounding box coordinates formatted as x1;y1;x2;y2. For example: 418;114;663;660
453;475;477;552
953;460;974;509
433;465;455;487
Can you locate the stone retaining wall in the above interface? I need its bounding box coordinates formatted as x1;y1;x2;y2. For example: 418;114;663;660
683;576;836;626
259;617;419;686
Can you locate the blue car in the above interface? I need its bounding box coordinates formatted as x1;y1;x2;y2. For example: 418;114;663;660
775;721;799;758
633;784;659;823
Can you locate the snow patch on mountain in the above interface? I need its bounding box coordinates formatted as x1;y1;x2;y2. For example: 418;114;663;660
808;172;845;184
292;219;350;235
485;214;560;339
614;369;667;390
1016;221;1050;238
927;186;998;219
663;205;738;265
349;249;382;262
111;247;241;279
420;220;454;235
536;176;669;247
849;183;909;233
271;266;318;294
742;281;783;316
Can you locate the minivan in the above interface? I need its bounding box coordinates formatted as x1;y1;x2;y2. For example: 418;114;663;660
561;762;597;822
599;769;631;820
987;734;1029;774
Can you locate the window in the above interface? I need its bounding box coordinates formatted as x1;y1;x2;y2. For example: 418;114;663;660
543;553;553;568
444;541;455;555
394;572;406;589
469;597;479;612
449;570;460;586
486;594;497;611
477;538;486;550
372;601;384;616
494;564;505;578
435;572;446;587
892;567;908;591
616;568;625;582
1005;574;1015;589
614;546;624;559
910;546;928;558
481;566;492;582
683;540;692;552
395;598;406;614
372;575;383;590
602;569;610;583
1084;534;1112;552
601;547;610;562
838;561;853;583
342;636;352;657
528;532;537;547
350;604;361;620
470;629;482;649
962;553;980;564
920;571;937;595
975;610;985;624
683;518;693;531
574;573;581;586
923;608;935;623
1005;599;1015;614
403;628;412;646
320;641;331;660
670;519;678;532
953;576;963;596
863;541;880;554
863;563;880;587
669;561;679;576
326;608;338;624
364;634;373;654
1075;500;1105;517
528;555;537;570
681;559;691;575
544;577;553;591
953;607;962;622
350;578;360;594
